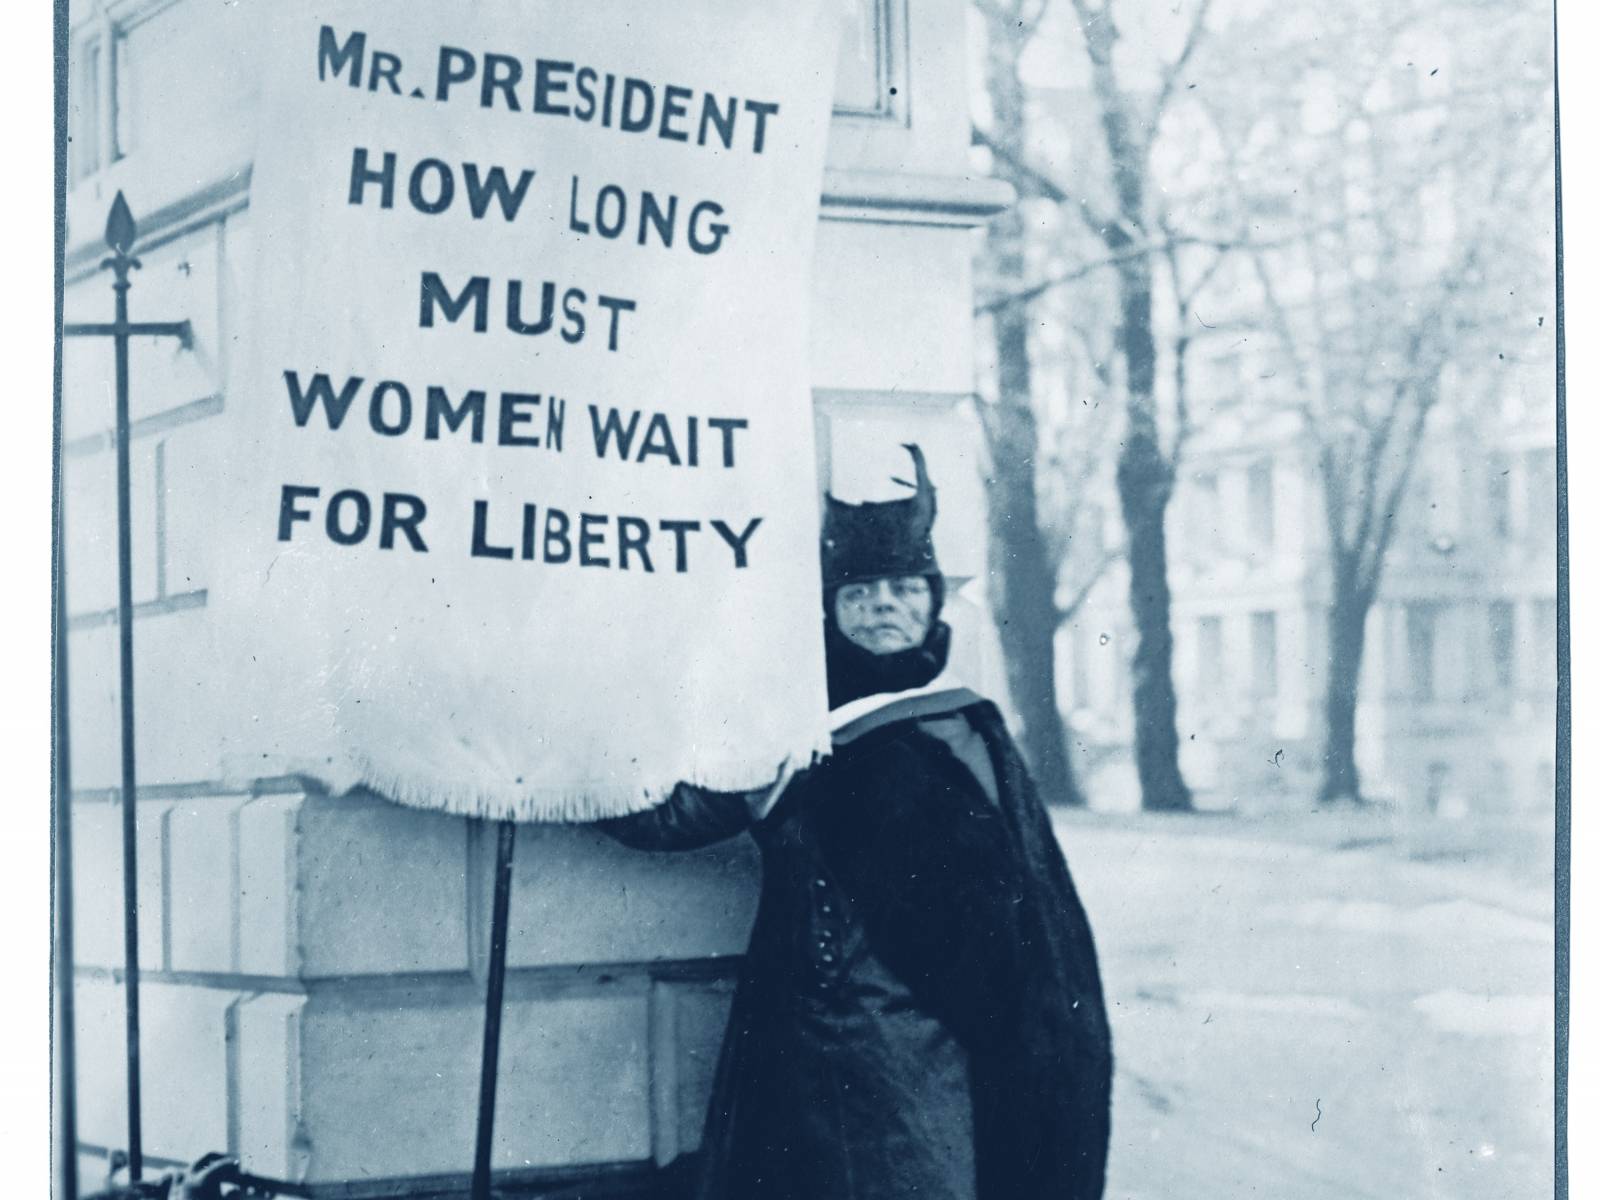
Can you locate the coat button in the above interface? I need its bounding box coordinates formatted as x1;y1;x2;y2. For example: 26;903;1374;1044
814;878;829;890
821;952;835;964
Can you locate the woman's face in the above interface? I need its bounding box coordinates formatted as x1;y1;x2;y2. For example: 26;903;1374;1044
835;576;933;654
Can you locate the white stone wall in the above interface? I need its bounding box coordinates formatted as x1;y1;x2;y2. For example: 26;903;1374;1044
63;0;1005;1187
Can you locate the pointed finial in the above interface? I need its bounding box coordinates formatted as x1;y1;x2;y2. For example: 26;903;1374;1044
105;191;136;256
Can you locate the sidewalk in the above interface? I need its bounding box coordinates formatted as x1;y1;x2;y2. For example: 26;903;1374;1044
1054;811;1556;1199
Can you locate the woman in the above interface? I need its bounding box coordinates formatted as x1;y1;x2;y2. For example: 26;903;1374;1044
601;446;1112;1200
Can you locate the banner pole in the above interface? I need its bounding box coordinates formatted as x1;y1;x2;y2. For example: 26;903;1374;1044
470;818;518;1200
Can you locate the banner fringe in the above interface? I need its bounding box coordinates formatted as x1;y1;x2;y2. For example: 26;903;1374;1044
230;729;835;825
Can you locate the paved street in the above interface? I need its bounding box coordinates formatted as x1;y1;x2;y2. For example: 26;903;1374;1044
1056;809;1556;1199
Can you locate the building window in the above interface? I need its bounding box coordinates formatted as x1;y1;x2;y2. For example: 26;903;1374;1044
1197;616;1225;698
1250;611;1278;700
68;14;124;186
68;34;103;186
1425;460;1460;544
1482;759;1510;811
1487;600;1514;695
1247;461;1275;549
1486;455;1512;540
1405;602;1440;701
1530;599;1556;696
834;0;905;122
1425;762;1452;814
1208;349;1246;396
1524;447;1555;539
1189;472;1220;555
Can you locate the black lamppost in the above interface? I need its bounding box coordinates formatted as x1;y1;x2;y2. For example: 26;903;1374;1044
63;192;193;1184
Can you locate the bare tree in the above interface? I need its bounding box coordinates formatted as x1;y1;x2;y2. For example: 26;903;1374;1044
1055;0;1214;811
973;0;1234;812
974;0;1095;807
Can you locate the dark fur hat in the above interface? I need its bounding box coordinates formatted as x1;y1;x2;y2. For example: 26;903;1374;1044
820;444;940;588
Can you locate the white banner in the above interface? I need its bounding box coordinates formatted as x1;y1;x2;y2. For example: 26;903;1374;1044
215;1;841;820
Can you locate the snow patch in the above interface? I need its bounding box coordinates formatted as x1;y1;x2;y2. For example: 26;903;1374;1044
1412;990;1552;1036
1186;990;1366;1019
1275;898;1552;943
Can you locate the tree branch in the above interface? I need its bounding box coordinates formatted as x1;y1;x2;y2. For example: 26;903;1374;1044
973;0;1054;39
1358;377;1438;597
1066;0;1148;240
1318;438;1354;558
970;123;1129;240
1151;0;1215;125
979;227;1285;315
976;241;1150;313
1056;545;1122;625
1348;378;1409;561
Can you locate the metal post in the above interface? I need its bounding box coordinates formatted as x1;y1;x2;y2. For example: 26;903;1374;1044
54;446;79;1200
470;819;518;1200
53;0;76;1185
63;192;192;1185
108;195;146;1184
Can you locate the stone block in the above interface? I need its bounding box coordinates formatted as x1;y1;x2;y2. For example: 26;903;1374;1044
70;798;169;970
117;230;225;426
138;982;238;1160
60;229;220;441
475;824;759;971
158;413;228;596
297;793;471;977
65;623;122;792
73;976;127;1151
235;992;309;1179
811;221;973;393
63;441;161;615
168;796;246;973
496;990;654;1169
666;982;735;1157
127;607;230;787
297;988;651;1179
60;285;118;442
70;802;124;970
238;794;304;977
218;211;254;389
68;604;231;792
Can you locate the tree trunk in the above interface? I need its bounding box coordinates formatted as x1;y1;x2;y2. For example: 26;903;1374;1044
1113;261;1193;811
1318;573;1372;803
980;13;1087;808
984;360;1087;808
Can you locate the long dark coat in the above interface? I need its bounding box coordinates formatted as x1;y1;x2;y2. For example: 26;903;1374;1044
601;688;1112;1200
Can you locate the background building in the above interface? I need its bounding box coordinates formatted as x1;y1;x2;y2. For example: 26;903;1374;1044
1057;390;1557;814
